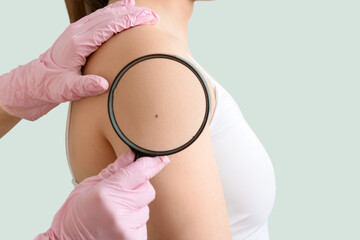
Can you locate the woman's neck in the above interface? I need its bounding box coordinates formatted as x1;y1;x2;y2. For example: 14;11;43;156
107;0;194;51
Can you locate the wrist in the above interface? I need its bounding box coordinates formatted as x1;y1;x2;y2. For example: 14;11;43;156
0;105;22;122
0;105;22;137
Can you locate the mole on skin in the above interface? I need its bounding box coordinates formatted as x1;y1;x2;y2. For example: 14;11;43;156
155;114;158;118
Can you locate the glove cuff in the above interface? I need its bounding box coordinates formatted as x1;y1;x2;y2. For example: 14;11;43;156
33;228;59;240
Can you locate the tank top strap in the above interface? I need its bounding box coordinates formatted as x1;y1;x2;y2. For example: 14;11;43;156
186;52;216;89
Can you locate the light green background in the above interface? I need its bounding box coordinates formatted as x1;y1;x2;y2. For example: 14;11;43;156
0;0;359;239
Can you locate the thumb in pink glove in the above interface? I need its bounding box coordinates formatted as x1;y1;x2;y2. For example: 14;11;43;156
0;0;160;121
34;150;170;240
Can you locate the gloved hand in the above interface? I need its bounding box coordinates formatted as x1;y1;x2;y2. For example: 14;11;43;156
34;150;170;240
0;0;160;121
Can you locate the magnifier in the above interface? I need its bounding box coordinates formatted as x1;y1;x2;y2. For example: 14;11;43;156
108;53;211;162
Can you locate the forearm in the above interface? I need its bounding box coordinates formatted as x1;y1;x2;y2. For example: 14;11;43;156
0;105;21;138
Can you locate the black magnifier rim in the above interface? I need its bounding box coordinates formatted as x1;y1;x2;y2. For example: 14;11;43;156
108;53;211;157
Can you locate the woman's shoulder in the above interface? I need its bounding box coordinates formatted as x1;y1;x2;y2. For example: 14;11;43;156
67;25;181;182
83;24;189;80
68;24;201;182
82;23;195;142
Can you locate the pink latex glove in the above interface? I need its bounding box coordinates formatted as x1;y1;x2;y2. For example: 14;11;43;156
34;150;170;240
0;0;160;121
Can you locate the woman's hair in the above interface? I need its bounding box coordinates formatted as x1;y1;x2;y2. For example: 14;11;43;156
65;0;109;23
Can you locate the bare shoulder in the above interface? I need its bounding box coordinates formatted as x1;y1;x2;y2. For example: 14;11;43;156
82;25;231;239
83;24;189;80
83;24;202;153
83;24;216;154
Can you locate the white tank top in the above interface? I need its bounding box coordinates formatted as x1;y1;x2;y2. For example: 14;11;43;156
65;53;276;239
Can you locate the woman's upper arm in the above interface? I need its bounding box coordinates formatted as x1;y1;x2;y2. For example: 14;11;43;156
83;26;232;239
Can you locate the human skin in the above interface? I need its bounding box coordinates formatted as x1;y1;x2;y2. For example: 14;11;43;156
107;0;211;53
66;29;229;238
67;0;232;238
0;106;21;138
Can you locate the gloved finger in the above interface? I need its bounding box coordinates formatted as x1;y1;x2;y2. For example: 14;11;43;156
118;206;149;240
102;154;170;190
76;150;135;188
128;206;150;228
52;74;109;102
134;223;148;240
132;181;156;208
75;7;160;61
69;151;133;192
112;181;156;209
97;150;136;180
74;0;131;26
74;0;140;32
131;222;148;240
81;74;109;95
